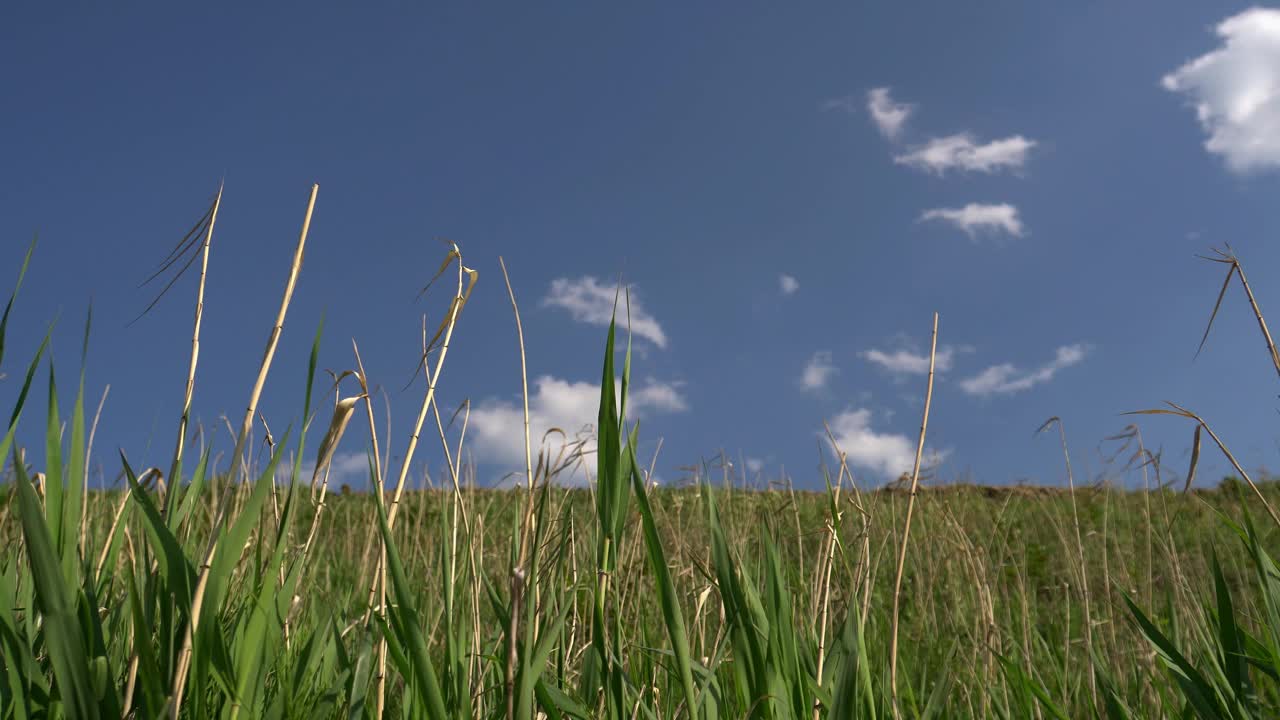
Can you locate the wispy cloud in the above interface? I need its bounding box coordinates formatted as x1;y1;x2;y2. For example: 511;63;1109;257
779;274;800;295
468;375;688;479
544;276;667;348
867;87;915;140
281;451;374;490
823;95;859;114
1162;8;1280;173
801;351;838;391
960;344;1089;396
895;133;1036;175
920;203;1025;239
825;408;946;478
861;346;956;375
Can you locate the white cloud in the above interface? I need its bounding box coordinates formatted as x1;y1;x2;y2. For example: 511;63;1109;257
745;457;764;474
544;276;668;348
324;452;372;484
468;375;688;478
826;408;942;478
281;451;374;490
895;133;1036;175
629;381;688;413
920;203;1025;239
801;351;838;391
960;344;1088;396
861;346;956;375
1162;8;1280;173
867;87;915;140
779;274;800;295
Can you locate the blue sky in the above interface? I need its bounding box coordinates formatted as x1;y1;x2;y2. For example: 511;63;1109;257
5;3;1280;490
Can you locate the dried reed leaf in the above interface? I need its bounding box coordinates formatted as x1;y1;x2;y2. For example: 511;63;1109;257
1196;259;1236;360
1183;424;1202;493
129;190;220;325
311;395;364;488
1035;416;1061;435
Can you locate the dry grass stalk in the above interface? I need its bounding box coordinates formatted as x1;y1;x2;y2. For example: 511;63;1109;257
499;256;535;720
506;566;525;720
427;391;476;697
371;242;475;717
387;242;476;529
1198;246;1280;377
352;343;386;623
169;183;318;718
298;392;364;564
227;184;318;486
93;470;134;584
500;257;537;546
350;344;389;720
811;430;846;720
825;430;875;629
162;184;222;521
1128;402;1280;528
1036;416;1097;709
889;311;938;712
80;384;109;554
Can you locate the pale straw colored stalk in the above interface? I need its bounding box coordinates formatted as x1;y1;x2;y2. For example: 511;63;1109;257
811;438;845;720
889;311;938;713
348;340;390;720
371;243;474;717
169;184;317;718
1037;416;1097;710
499;256;535;720
80;384;109;554
163;183;222;520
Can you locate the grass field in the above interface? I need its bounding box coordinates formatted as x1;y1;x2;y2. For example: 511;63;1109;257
6;190;1280;719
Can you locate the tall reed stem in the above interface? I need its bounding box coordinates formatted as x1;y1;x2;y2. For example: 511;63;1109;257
169;184;317;718
163;183;222;520
889;311;938;712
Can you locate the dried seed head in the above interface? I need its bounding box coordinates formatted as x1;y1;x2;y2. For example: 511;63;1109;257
311;395;364;490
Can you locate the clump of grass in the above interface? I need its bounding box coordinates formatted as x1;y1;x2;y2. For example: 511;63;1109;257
8;196;1280;720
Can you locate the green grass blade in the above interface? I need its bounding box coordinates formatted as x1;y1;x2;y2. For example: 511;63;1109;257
345;622;378;720
63;310;90;581
537;679;592;719
13;453;100;720
125;568;167;716
204;432;290;616
1092;649;1134;720
7;331;49;432
44;362;65;555
1211;549;1254;710
122;451;197;612
171;445;212;534
0;564;37;720
1122;593;1224;719
518;602;572;718
0;234;36;373
996;654;1070;720
919;647;956;719
628;435;699;718
373;482;448;719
